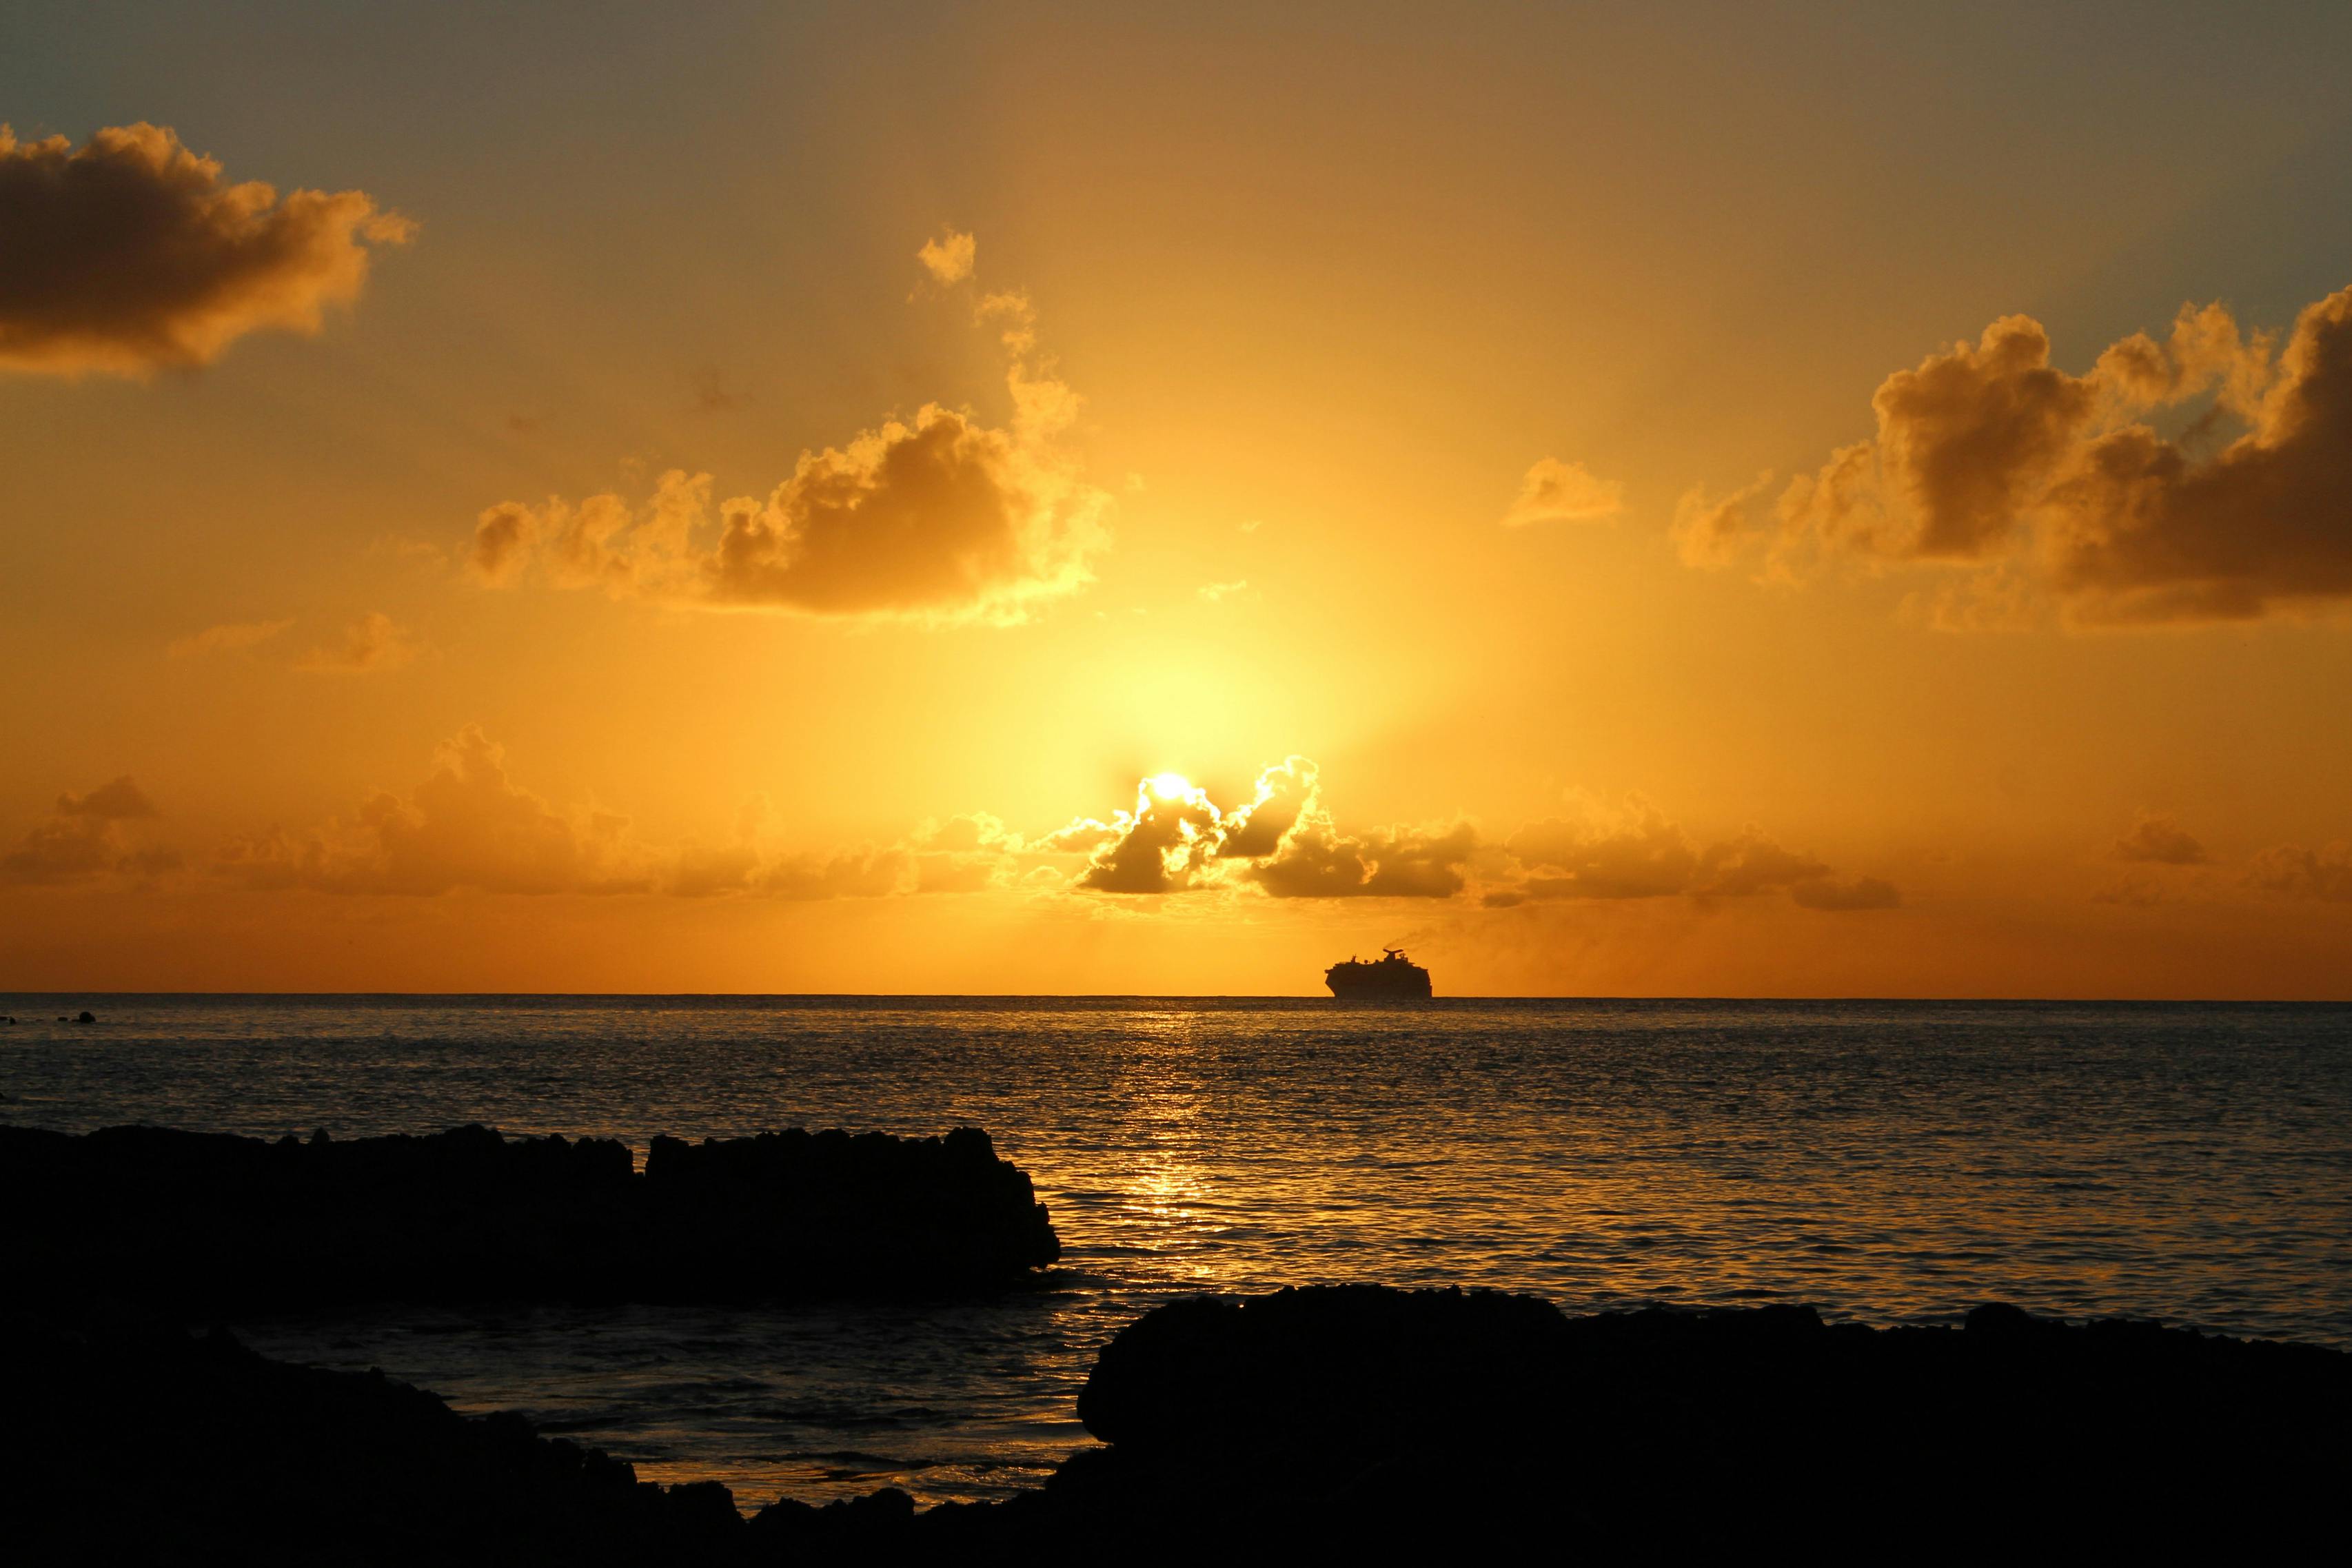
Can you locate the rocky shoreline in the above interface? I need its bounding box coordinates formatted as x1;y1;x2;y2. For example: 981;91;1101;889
10;1285;2344;1560
1;1121;1060;1311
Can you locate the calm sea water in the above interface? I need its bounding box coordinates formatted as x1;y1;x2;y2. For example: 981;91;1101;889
3;995;2348;1507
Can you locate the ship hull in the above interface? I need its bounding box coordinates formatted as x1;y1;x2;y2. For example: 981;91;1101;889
1324;971;1433;1000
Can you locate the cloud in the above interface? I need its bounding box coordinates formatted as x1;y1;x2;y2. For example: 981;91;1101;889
205;732;1018;902
690;366;744;414
2246;842;2352;902
1198;579;1248;602
1696;285;2352;624
1215;758;1318;859
0;123;411;377
2047;288;2352;622
754;847;912;900
1503;458;1624;527
1052;759;1477;899
470;239;1109;625
918;228;975;285
2113;812;2211;866
1075;777;1226;894
1496;797;1894;910
168;618;292;659
1671;471;1775;569
1506;802;1697;899
218;727;644;896
295;612;422;673
906;812;1022;895
1;775;177;886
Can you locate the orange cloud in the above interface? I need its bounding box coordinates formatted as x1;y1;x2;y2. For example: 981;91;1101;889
1;776;178;886
1502;458;1623;527
0;123;410;377
1248;817;1477;899
295;612;422;673
167;618;292;659
1685;286;2352;624
217;728;644;896
918;227;975;285
207;732;1022;902
2247;842;2352;902
471;241;1108;624
1670;471;1774;568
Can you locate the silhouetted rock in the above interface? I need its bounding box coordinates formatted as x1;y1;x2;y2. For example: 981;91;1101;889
1;1121;1057;1313
1037;1285;2352;1555
4;1308;762;1566
75;1008;95;1023
5;1286;2344;1559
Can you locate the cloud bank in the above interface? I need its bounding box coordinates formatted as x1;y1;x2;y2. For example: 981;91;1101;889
12;740;1899;923
1051;760;1479;900
1683;285;2352;624
1489;797;1896;911
470;237;1108;625
1;776;177;886
219;728;642;896
0;123;410;377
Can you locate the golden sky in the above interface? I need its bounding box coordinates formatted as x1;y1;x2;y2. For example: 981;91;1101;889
6;3;2352;995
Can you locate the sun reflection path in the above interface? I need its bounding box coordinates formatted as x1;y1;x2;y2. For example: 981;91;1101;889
1098;1010;1230;1287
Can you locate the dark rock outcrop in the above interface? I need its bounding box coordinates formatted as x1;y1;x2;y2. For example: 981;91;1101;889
1;1121;1057;1312
7;1285;2344;1560
1039;1285;2351;1555
6;1310;759;1567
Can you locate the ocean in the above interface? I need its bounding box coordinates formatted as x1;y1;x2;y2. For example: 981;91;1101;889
4;995;2347;1507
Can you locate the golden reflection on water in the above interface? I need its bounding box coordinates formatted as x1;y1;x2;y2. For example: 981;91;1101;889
1101;1010;1221;1284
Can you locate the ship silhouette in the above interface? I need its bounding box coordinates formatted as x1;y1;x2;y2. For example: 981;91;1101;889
1324;946;1434;999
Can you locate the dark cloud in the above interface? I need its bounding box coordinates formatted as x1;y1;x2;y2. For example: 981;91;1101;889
1054;760;1476;899
2047;287;2352;622
2246;842;2352;903
1496;800;1894;911
1215;757;1316;859
1240;812;1477;900
57;777;159;820
2112;813;2211;866
1;776;176;886
709;407;1048;613
1077;778;1224;894
471;239;1108;625
0;123;410;377
1688;288;2352;624
1507;806;1696;899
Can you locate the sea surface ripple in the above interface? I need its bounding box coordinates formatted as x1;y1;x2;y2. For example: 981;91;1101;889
4;995;2347;1505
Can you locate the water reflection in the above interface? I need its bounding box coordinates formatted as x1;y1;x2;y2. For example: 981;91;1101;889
4;994;2348;1506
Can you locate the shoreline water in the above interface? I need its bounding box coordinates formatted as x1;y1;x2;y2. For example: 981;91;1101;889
7;993;2348;1504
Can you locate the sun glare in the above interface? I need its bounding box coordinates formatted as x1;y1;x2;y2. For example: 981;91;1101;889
1148;773;1193;800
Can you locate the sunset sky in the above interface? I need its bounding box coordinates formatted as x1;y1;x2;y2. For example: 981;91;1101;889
6;2;2352;995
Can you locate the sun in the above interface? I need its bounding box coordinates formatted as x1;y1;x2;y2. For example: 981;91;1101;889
1148;773;1193;800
